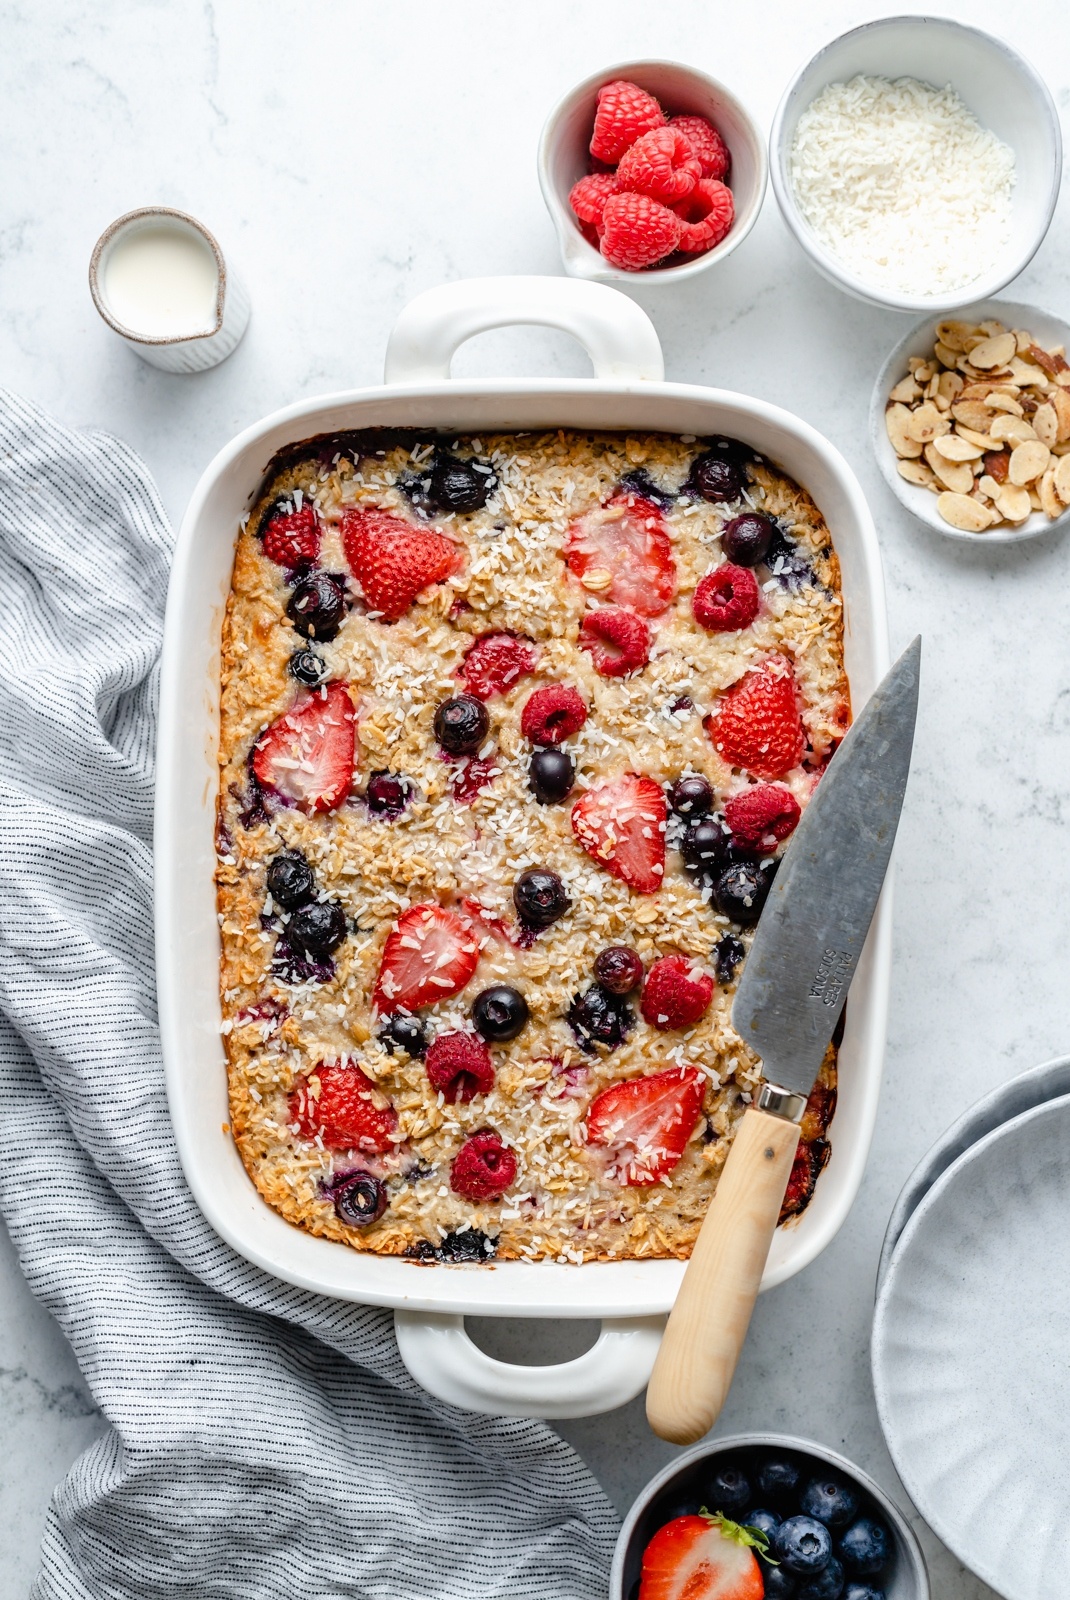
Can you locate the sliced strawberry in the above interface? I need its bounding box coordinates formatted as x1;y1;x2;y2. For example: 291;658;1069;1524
341;506;463;622
641;954;714;1031
571;772;666;894
705;656;806;780
371;903;480;1013
252;682;356;814
564;491;676;617
289;1060;398;1154
459;631;538;699
639;1513;765;1600
586;1066;705;1185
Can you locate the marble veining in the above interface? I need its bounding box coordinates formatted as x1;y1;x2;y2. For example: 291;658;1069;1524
3;1;1066;1594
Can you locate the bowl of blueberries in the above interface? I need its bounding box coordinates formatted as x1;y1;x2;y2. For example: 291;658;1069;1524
611;1434;928;1600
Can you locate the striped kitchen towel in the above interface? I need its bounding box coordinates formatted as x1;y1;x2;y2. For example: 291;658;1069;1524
0;388;618;1599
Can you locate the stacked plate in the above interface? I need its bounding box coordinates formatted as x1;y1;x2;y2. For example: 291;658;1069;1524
872;1056;1070;1599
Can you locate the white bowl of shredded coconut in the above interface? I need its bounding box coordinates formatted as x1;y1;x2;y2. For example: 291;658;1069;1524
770;16;1061;311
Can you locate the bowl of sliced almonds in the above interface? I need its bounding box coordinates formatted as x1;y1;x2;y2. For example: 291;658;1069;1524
871;299;1070;543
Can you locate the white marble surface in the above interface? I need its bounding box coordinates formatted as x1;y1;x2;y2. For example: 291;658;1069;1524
2;1;1068;1593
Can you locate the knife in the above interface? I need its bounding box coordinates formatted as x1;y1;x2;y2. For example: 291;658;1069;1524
646;636;921;1445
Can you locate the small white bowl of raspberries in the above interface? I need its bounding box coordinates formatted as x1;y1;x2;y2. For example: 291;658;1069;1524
539;60;767;283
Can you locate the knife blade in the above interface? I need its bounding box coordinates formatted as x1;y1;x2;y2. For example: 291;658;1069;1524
732;633;921;1107
646;637;920;1445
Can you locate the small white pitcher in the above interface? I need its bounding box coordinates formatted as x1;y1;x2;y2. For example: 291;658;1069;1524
89;206;250;373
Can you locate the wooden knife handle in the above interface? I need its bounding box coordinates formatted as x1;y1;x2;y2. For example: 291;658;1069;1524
646;1106;800;1445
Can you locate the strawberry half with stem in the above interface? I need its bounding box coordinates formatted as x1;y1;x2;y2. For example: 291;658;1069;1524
586;1066;705;1185
341;506;463;622
252;682;356;814
639;1512;766;1600
564;491;676;617
572;772;666;894
372;903;480;1013
289;1060;398;1154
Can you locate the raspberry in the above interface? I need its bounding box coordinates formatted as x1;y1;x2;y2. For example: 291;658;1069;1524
579;606;651;676
692;563;760;632
675;178;734;255
425;1031;495;1104
450;1130;517;1200
589;78;665;165
445;753;499;804
669;115;731;180
261;502;321;570
705;656;806;780
617;126;701;204
459;630;538;699
520;684;587;746
600;192;683;271
640;954;715;1031
569;172;619;236
724;784;801;850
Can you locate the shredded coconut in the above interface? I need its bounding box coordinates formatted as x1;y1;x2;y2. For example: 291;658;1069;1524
790;74;1015;295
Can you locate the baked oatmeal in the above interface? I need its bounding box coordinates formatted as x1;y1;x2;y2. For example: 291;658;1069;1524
216;429;848;1264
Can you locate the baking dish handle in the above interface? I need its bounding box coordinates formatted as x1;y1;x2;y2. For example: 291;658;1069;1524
393;1309;665;1418
384;276;664;385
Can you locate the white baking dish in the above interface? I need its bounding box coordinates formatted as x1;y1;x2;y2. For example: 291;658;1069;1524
156;276;890;1418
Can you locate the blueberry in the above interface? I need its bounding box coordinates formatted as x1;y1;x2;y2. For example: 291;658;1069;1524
712;859;777;926
567;985;635;1053
366;770;412;818
618;467;674;508
288;899;347;957
668;774;714;817
801;1478;859;1529
429;452;497;514
286;571;347;641
438;1227;497;1261
288;648;329;686
681;816;731;876
513;867;570;928
434;694;489;755
708;1464;751;1516
764;1570;798;1599
757;1456;802;1502
774;1516;833;1575
271;938;334;987
722;512;774;566
714;933;746;985
837;1518;890;1578
745;1507;781;1541
378;1013;427;1058
843;1586;885;1600
593;946;644;994
690;450;745;503
764;525;814;590
265;851;315;911
528;747;575;804
797;1558;845;1600
472;984;530;1042
333;1172;387;1227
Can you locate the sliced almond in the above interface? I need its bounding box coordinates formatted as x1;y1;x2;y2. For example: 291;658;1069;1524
1008;356;1050;389
1050;388;1070;442
1027;343;1070;378
908;357;936;382
1009;440;1051;484
1054;454;1070;504
885;403;923;458
937;491;994;532
1028;487;1044;512
956;423;1001;450
969;332;1017;369
935;320;972;352
933;341;959;369
897;458;937;489
1039;465;1064;518
995;483;1033;522
990;414;1037;445
1033;402;1058;447
982;449;1010;484
1057;370;1070;388
924;443;974;493
985;392;1024;416
977;475;1003;500
932;433;983;462
951;399;997;433
1054;441;1070;457
924;374;941;401
937;370;964;405
889;374;922;404
904;401;950;444
1014;329;1036;354
978;319;1007;338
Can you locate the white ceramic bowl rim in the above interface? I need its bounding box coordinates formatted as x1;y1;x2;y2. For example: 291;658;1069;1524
769;15;1063;313
538;56;768;285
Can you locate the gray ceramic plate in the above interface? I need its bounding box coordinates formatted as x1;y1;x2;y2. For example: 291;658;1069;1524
876;1054;1070;1293
873;1092;1070;1599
